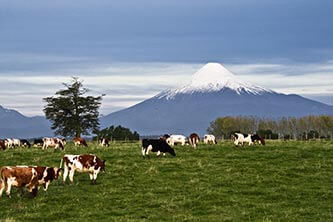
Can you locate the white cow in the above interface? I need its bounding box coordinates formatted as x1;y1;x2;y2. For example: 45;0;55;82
203;135;217;144
166;135;187;146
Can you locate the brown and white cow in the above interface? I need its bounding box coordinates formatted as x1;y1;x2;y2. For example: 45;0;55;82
99;138;110;147
189;133;200;148
33;166;62;191
60;154;105;184
0;166;39;198
42;137;65;150
73;137;88;147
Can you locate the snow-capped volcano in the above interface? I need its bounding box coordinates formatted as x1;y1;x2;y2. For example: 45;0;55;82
100;62;333;135
158;63;270;99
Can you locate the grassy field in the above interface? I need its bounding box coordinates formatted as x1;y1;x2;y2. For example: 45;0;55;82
0;140;332;222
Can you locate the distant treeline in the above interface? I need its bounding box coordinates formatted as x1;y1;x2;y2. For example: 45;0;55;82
208;115;333;140
94;125;140;141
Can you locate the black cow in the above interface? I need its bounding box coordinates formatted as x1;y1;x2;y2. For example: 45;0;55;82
33;139;44;147
20;139;31;148
142;139;176;157
251;134;266;145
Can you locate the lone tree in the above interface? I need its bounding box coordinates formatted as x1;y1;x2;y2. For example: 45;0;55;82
43;77;102;137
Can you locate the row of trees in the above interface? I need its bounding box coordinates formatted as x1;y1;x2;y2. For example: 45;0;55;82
94;125;140;141
208;115;333;140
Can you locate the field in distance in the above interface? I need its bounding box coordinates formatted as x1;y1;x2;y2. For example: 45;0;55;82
0;140;332;222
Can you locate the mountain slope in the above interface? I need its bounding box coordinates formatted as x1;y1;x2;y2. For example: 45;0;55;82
0;105;53;138
100;63;333;135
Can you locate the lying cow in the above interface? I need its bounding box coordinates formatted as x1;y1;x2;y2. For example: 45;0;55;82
60;154;105;184
0;166;39;198
166;135;187;146
99;138;110;147
73;137;88;147
42;137;64;150
20;139;31;148
203;134;217;144
189;133;200;148
142;139;176;157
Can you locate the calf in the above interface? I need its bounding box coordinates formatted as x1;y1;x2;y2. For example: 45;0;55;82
0;166;39;198
142;139;176;157
33;166;61;191
61;154;105;184
20;139;31;148
99;138;110;147
73;137;88;147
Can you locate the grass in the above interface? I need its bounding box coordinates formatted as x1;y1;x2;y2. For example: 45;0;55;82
0;140;332;222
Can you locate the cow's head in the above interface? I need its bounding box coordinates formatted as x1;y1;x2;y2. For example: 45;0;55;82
164;143;176;156
96;159;106;172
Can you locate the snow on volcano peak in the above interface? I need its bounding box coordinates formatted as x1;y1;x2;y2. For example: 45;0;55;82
157;62;271;99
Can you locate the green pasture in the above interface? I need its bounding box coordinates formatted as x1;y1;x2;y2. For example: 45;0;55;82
0;140;332;222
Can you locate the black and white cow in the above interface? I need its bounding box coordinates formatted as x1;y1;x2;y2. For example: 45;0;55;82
99;138;110;147
233;133;265;146
20;139;31;148
33;139;44;147
142;139;176;157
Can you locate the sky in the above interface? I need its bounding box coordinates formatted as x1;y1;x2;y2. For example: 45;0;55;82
0;0;332;116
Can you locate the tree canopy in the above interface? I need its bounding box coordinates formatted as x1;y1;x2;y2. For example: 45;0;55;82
43;77;102;137
94;125;140;141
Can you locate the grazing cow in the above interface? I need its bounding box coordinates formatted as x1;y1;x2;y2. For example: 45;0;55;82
60;154;106;184
203;134;217;144
0;166;39;198
74;137;88;147
42;137;64;150
189;133;200;148
33;166;62;191
166;135;187;146
142;139;176;157
251;134;266;145
233;133;262;146
33;139;44;147
0;140;6;150
99;138;110;147
4;139;14;148
20;139;31;148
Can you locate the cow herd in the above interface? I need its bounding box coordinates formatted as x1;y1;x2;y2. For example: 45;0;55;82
0;132;264;198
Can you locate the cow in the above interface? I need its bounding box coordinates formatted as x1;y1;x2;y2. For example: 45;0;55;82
0;140;6;150
4;139;14;148
203;134;217;144
42;137;64;150
0;166;39;198
189;133;200;148
251;134;266;145
20;139;31;148
99;138;110;147
166;135;187;146
73;137;88;147
142;139;176;157
33;139;44;147
233;133;265;146
33;166;62;191
160;134;171;141
12;139;21;147
60;154;106;184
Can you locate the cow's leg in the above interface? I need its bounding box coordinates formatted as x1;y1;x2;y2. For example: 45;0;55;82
89;173;93;181
142;147;146;157
156;151;161;156
6;179;12;198
92;171;98;184
69;169;75;183
0;179;5;197
163;153;166;156
63;165;69;183
145;145;152;156
44;181;50;191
